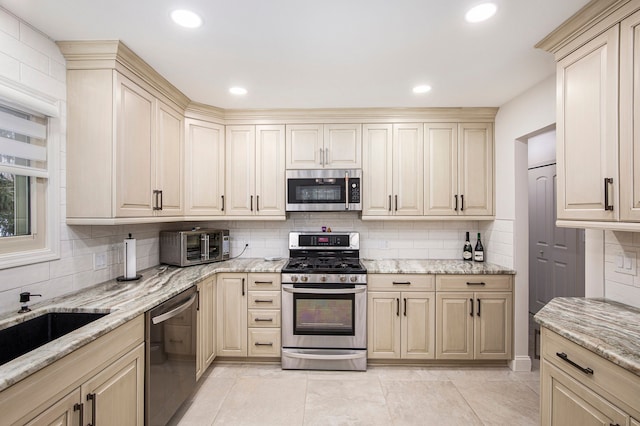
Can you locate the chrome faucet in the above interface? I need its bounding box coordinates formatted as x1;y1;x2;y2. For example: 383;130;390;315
18;292;42;313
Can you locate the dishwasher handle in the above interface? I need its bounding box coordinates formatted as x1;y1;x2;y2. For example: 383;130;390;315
151;293;197;325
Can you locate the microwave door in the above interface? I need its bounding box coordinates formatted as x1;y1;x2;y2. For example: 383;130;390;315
184;233;204;264
207;232;221;261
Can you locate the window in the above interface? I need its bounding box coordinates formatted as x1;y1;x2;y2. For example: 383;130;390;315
0;103;58;268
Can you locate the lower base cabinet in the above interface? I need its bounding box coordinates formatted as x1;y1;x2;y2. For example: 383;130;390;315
196;277;216;380
1;316;145;426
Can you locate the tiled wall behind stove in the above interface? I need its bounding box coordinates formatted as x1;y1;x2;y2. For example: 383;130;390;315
603;231;640;308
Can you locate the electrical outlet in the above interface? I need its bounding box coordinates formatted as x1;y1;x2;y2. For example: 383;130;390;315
94;253;107;270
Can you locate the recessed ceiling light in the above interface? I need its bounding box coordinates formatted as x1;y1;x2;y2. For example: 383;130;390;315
170;9;202;28
413;85;432;94
465;3;497;23
229;87;248;95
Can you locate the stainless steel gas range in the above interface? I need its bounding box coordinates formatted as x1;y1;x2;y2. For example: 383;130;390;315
281;232;367;371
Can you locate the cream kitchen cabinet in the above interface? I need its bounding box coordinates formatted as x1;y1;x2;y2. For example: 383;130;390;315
367;274;436;360
1;316;145;426
185;118;225;217
225;125;286;218
424;123;494;217
216;273;248;357
362;123;424;216
196;277;216;380
540;327;640;425
61;40;189;224
435;275;512;360
286;124;362;169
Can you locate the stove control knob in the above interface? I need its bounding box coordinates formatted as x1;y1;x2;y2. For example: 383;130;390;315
350;276;358;283
301;276;308;282
291;276;298;283
339;275;347;282
320;275;327;282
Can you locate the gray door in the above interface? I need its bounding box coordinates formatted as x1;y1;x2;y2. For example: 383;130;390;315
528;164;584;315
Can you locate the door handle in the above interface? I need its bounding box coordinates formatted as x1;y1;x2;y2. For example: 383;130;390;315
477;299;481;316
455;194;458;211
395;195;398;211
325;148;329;165
396;298;400;316
87;393;96;426
460;194;464;211
242;278;245;296
74;403;84;425
604;178;614;211
403;298;407;316
469;298;474;316
151;293;197;324
257;195;260;212
389;195;392;212
221;195;225;211
251;195;253;211
319;148;324;166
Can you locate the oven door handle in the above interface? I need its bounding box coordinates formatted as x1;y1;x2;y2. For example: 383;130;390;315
151;294;197;325
282;287;366;295
283;351;367;361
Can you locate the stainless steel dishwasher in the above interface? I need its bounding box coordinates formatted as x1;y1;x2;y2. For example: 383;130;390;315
145;287;197;426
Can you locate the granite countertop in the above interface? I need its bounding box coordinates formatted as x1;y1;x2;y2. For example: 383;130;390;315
534;297;640;377
362;259;515;274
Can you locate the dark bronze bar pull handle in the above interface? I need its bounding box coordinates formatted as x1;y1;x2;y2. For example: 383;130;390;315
255;318;274;322
604;178;614;211
403;298;407;316
257;195;260;212
159;190;163;210
251;195;254;211
556;352;594;375
87;393;96;426
455;194;458;211
392;281;411;285
389;195;392;212
254;281;273;285
242;278;245;296
461;194;464;211
221;195;225;211
395;195;398;211
469;298;474;316
153;190;161;210
255;342;274;346
254;299;273;303
477;299;481;316
466;282;486;286
396;298;400;316
74;403;84;425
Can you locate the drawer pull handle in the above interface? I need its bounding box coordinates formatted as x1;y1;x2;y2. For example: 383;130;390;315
466;282;486;286
556;352;594;375
169;338;184;344
392;281;411;285
255;342;274;346
254;299;274;303
255;318;274;322
254;281;274;284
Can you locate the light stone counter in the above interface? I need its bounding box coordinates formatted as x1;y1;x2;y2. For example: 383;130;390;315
362;259;515;275
0;258;286;392
534;297;640;377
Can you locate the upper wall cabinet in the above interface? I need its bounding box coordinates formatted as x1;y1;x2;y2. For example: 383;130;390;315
184;118;225;217
286;124;361;169
424;123;494;217
60;41;189;225
537;1;640;230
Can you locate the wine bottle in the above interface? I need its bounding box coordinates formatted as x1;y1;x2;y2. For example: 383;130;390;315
463;232;473;261
474;232;484;262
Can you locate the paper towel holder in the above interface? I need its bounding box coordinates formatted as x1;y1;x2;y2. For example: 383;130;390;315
116;274;142;282
117;233;143;282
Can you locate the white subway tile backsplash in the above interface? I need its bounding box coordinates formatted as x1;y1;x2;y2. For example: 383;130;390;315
0;30;48;73
19;22;65;64
20;62;66;99
0;8;19;38
0;262;50;292
604;230;640;308
0;50;19;80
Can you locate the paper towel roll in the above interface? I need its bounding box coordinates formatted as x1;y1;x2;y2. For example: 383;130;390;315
124;234;137;279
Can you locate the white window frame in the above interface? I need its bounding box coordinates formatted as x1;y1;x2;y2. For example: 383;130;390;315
0;99;60;269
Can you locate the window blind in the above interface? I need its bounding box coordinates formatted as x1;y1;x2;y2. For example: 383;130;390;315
0;108;48;178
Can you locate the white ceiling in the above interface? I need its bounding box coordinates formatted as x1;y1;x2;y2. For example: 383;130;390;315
0;0;591;109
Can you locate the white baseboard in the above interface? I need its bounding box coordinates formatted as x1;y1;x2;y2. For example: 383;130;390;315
509;355;532;372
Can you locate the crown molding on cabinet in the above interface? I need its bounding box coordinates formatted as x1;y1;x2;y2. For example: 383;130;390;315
535;0;636;57
57;40;191;110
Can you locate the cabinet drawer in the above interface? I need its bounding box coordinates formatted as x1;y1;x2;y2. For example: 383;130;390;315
542;327;640;418
368;274;435;291
248;291;281;309
248;329;281;357
164;325;192;355
436;274;512;291
249;273;281;290
248;309;281;327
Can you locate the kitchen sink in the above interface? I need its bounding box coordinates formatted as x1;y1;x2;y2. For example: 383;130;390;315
0;312;109;366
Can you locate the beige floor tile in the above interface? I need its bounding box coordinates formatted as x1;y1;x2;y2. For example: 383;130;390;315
373;365;451;382
173;377;235;426
213;377;307;425
208;363;249;378
382;380;483;426
452;380;540;426
524;380;541;395
443;366;523;382
304;378;392;425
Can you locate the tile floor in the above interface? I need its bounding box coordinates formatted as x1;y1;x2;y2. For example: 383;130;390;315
170;363;540;426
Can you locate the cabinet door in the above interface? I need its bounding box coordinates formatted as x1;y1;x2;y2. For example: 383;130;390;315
216;274;248;357
155;101;183;216
393;124;424;215
225;126;256;215
474;292;512;360
459;123;494;216
185;119;225;216
286;124;323;169
541;360;628;426
115;74;155;217
255;125;286;216
436;292;474;360
401;292;436;359
620;11;640;221
82;343;144;426
424;123;458;216
367;291;401;359
24;389;81;426
557;26;619;221
324;124;362;168
196;278;216;380
362;124;393;216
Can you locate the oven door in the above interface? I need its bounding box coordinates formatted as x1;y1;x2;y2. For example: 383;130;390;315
281;284;366;349
286;169;361;211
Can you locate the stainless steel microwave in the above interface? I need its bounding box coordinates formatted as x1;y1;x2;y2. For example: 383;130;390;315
160;229;229;267
286;169;362;212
